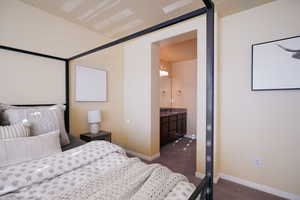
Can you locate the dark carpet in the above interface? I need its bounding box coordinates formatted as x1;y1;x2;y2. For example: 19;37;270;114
139;137;286;200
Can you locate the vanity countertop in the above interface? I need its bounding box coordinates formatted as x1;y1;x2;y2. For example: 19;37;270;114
160;108;187;117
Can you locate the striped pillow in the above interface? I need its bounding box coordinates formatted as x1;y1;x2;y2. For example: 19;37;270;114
0;123;30;139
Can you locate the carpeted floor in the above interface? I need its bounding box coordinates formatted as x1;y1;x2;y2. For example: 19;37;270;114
144;137;286;200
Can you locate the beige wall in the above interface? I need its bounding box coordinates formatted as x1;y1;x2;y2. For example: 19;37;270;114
172;59;197;138
218;0;300;196
0;49;65;105
160;39;197;63
69;45;126;147
151;44;161;156
0;0;108;58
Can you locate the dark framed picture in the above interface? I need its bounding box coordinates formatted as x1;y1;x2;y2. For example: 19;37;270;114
251;35;300;91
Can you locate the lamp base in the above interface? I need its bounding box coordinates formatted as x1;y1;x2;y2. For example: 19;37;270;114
90;123;100;134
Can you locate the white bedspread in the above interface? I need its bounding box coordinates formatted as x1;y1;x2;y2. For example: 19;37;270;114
0;141;195;200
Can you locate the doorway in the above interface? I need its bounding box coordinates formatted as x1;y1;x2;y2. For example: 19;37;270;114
151;30;199;184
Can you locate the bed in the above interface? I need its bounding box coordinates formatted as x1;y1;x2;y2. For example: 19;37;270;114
0;102;195;200
0;140;195;200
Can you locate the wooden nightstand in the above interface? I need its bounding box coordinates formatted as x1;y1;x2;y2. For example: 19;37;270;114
80;131;111;143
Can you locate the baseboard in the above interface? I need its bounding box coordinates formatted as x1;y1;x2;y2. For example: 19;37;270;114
195;172;220;184
125;149;160;161
219;173;300;200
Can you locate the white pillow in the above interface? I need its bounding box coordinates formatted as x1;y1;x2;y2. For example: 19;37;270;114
0;130;62;168
0;121;31;139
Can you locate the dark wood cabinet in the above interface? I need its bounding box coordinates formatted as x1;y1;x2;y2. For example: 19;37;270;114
160;109;187;147
177;113;187;136
160;118;169;146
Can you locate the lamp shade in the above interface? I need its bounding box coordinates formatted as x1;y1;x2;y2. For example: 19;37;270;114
88;110;101;123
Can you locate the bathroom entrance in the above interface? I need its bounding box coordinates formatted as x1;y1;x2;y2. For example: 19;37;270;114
151;30;199;184
159;31;197;145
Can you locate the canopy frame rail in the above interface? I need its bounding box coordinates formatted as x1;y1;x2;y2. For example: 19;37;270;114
0;45;70;133
68;7;207;61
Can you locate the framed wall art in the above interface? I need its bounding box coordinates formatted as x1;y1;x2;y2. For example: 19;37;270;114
252;35;300;91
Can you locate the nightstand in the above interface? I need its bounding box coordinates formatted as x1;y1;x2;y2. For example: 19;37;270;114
80;131;111;143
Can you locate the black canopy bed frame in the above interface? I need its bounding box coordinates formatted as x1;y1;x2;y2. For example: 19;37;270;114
0;0;215;199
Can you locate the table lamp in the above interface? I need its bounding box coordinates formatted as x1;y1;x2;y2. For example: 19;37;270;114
88;110;101;134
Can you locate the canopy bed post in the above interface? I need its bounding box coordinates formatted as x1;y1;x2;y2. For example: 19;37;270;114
204;0;215;199
188;0;215;199
65;60;70;132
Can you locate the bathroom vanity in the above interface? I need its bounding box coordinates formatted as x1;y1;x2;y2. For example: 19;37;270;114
160;108;187;146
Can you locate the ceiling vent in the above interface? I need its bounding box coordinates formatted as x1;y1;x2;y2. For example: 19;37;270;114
94;9;133;30
109;19;143;36
78;0;120;22
162;0;193;14
61;0;84;13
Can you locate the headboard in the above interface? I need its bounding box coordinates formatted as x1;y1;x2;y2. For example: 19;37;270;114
0;45;70;132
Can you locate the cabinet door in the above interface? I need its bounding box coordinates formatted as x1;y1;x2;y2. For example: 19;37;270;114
168;130;177;142
160;122;169;146
183;117;187;134
169;120;177;131
177;118;183;135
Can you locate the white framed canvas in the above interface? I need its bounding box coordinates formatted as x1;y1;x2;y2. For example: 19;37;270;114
252;35;300;91
76;65;107;101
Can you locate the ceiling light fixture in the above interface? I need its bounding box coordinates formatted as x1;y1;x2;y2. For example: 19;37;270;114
162;0;193;14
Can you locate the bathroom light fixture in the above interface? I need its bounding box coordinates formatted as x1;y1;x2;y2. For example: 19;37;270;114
160;70;169;77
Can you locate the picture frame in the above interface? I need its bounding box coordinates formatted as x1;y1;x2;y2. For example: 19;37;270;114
251;35;300;91
75;65;107;102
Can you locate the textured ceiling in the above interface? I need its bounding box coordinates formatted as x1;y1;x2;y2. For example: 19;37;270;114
20;0;203;40
19;0;275;41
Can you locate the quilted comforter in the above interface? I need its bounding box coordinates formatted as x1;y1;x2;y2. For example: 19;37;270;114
0;141;195;200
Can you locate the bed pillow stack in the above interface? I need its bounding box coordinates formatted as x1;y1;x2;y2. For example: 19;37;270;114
1;104;70;146
0;103;69;167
